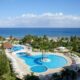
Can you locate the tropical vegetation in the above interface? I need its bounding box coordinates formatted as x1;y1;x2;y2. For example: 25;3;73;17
20;35;80;53
0;49;17;80
23;73;40;80
0;35;80;80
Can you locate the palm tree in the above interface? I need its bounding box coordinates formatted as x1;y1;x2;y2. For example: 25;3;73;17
39;39;49;61
39;44;44;61
21;35;34;44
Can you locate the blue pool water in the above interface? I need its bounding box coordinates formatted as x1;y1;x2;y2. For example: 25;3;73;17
17;52;28;56
11;46;24;52
31;65;47;72
16;52;68;72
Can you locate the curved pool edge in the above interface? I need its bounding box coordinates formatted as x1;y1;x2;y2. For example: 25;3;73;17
29;53;72;75
12;48;72;76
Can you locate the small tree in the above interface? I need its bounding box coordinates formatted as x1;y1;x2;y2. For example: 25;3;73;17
51;73;61;80
24;73;40;80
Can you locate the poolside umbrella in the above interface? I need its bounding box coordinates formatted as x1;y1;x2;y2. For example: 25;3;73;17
55;47;69;53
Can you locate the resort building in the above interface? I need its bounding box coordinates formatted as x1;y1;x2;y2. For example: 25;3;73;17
3;42;12;49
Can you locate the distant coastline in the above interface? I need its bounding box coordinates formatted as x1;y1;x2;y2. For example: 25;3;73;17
0;28;80;38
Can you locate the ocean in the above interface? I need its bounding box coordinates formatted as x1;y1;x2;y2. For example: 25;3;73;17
0;28;80;38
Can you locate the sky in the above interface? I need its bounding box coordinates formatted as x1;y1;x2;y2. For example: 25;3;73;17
0;0;80;28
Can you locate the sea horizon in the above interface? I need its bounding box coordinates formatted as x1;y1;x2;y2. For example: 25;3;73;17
0;28;80;38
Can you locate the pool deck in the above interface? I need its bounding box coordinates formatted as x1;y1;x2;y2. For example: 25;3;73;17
29;52;72;76
5;45;72;79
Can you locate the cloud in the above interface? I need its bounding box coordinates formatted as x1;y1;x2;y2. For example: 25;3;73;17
0;12;80;28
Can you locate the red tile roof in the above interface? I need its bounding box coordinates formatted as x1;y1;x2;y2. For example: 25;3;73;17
3;42;12;49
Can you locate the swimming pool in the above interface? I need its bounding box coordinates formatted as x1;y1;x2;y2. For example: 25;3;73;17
31;65;47;72
11;46;24;52
17;52;28;56
16;52;68;73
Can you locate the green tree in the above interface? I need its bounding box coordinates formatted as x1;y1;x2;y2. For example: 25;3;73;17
24;73;40;80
